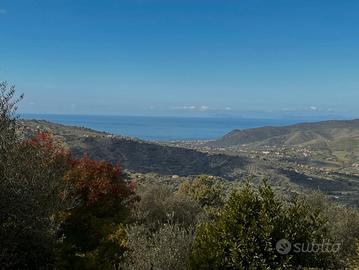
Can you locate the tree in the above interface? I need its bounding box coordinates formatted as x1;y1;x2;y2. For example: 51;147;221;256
58;156;137;269
0;82;75;269
190;182;339;269
0;81;22;157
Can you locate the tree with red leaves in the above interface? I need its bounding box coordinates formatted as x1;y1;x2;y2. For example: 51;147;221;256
58;155;137;269
1;83;136;269
64;155;134;206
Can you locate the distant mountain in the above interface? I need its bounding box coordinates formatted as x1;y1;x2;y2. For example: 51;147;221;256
208;119;359;148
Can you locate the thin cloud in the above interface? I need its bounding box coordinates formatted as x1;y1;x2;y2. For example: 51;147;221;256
172;105;210;112
172;105;197;110
0;9;7;15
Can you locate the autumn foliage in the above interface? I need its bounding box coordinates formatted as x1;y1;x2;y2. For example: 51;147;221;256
64;156;135;206
15;132;137;269
24;132;69;157
20;132;72;183
22;131;136;208
40;137;138;269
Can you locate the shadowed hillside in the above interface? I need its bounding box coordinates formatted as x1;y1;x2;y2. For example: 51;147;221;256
19;120;248;178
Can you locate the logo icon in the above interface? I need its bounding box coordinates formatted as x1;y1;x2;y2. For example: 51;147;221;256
276;239;291;255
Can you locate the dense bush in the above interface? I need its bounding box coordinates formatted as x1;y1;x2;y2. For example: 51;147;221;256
304;192;359;267
190;182;339;269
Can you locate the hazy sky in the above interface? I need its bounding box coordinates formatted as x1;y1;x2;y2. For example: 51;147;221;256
0;0;358;117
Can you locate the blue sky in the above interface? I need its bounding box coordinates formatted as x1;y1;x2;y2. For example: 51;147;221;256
0;0;358;118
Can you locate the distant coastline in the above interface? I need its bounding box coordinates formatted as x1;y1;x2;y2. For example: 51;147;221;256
21;114;349;141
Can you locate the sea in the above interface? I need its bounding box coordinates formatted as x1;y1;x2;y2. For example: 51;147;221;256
22;114;311;141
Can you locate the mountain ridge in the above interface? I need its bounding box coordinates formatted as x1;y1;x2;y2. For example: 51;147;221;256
209;119;359;148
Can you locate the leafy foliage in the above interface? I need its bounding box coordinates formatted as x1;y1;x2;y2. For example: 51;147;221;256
122;222;194;270
304;192;359;267
0;82;22;154
178;175;225;217
190;182;339;269
58;156;137;269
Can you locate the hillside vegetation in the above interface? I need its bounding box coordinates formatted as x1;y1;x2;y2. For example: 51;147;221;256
19;119;248;178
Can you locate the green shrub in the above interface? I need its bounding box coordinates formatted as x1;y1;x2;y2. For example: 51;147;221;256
178;175;225;209
190;182;339;269
304;192;359;267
